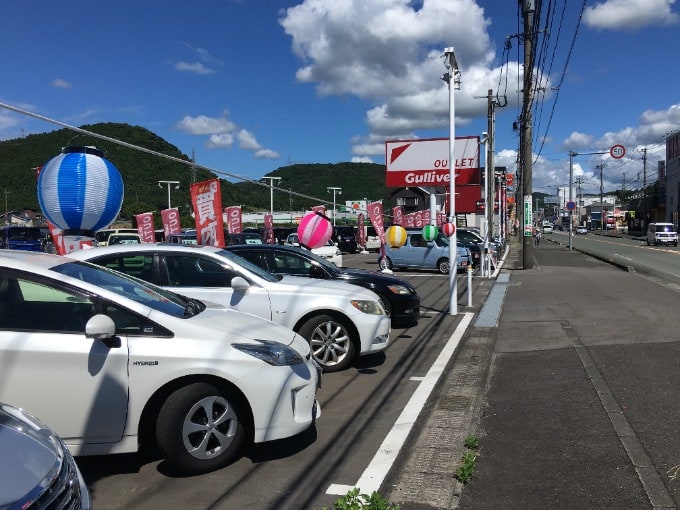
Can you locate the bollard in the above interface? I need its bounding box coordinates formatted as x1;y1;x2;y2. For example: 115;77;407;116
467;265;473;307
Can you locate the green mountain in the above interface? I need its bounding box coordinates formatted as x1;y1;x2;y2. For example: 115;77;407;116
0;123;388;228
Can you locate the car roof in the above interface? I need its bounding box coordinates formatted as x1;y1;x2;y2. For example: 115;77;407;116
68;243;223;257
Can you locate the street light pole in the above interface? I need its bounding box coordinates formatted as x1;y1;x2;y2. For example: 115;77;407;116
326;187;342;225
158;181;180;209
443;46;460;316
262;176;282;215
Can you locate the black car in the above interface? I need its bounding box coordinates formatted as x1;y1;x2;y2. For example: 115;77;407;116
333;226;358;253
226;244;420;327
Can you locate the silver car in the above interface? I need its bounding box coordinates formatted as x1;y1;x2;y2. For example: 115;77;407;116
0;402;91;509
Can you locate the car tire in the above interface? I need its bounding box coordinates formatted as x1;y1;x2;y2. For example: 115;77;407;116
299;314;356;373
378;256;393;270
156;382;245;475
436;258;450;274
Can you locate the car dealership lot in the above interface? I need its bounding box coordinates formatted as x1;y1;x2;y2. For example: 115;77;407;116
75;252;484;509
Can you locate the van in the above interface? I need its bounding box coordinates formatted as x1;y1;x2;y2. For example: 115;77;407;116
378;228;471;274
95;228;138;246
362;226;381;252
646;222;678;246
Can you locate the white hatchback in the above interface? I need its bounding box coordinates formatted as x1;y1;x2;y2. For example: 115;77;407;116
70;244;389;372
285;233;343;267
0;250;320;475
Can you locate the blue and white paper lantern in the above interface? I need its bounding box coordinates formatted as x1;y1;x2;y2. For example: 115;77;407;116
37;146;124;231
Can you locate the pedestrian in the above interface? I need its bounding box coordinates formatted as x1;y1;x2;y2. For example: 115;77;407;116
534;226;541;246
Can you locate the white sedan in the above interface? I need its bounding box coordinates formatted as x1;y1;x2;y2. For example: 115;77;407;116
70;244;389;372
0;250;320;474
285;233;343;267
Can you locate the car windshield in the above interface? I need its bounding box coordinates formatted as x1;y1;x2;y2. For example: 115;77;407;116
50;260;200;317
655;225;675;233
214;249;280;282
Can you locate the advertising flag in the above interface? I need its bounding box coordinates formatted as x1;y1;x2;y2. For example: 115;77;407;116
135;212;155;243
225;206;242;234
161;208;181;238
191;179;225;247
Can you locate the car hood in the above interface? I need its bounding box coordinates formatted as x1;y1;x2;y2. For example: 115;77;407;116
339;268;414;287
180;303;310;356
0;404;64;507
278;274;379;300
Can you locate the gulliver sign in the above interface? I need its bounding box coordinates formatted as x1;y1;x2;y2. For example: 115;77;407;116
385;136;480;188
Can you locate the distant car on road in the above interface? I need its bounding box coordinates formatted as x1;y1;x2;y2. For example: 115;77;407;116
646;222;678;246
227;243;420;327
576;225;588;235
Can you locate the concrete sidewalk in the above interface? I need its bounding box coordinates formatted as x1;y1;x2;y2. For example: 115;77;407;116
385;234;680;509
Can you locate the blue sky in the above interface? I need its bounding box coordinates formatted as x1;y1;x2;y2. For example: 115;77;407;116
1;0;678;201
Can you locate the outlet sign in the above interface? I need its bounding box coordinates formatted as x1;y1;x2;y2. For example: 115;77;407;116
385;137;480;188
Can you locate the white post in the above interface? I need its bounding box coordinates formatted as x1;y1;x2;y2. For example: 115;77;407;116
443;47;460;316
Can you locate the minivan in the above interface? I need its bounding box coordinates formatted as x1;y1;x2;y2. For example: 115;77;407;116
378;229;472;274
646;222;678;246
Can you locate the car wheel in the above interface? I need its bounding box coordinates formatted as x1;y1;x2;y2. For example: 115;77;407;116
156;382;245;475
437;258;450;274
378;256;393;270
299;314;356;373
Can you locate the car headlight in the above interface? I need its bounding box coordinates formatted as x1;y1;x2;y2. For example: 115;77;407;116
233;339;304;366
386;284;411;295
350;299;384;315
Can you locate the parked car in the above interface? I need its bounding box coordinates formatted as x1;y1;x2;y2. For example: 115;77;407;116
646;222;678;246
94;228;139;247
363;226;382;252
541;223;554;234
224;232;263;246
69;244;389;372
576;225;588;235
107;233;141;245
333;226;358;254
456;228;503;260
0;402;91;509
0;249;320;474
227;243;420;327
378;229;472;274
167;232;198;245
286;233;343;267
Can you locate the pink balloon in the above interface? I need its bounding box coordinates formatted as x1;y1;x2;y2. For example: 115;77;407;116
297;212;333;249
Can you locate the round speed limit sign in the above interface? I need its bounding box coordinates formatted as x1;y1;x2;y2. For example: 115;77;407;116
610;144;625;159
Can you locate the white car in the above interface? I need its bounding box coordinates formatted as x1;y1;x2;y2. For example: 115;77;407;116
69;244;390;372
0;250;320;475
576;225;588;235
285;233;343;267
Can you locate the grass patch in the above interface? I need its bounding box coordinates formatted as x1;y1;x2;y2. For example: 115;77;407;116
320;488;400;510
455;435;479;484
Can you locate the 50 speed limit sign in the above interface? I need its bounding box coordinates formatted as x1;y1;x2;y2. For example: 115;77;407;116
610;144;626;159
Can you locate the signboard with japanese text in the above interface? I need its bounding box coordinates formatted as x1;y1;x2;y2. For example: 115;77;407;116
191;179;225;247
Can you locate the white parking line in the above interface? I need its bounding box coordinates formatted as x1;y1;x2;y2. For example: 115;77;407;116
326;312;475;496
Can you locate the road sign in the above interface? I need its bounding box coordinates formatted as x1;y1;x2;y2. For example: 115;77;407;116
610;144;625;159
566;201;576;211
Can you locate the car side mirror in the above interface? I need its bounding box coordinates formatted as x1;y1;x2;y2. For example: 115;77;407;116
85;314;121;348
231;276;250;292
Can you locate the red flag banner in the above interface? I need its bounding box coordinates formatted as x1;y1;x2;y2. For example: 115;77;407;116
403;213;415;228
47;221;66;255
392;206;403;226
356;213;366;248
191;179;225;247
135;212;155;243
161;208;181;238
225;206;242;234
263;214;275;244
366;201;385;244
414;210;423;228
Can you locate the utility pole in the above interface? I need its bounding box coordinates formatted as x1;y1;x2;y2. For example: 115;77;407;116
520;0;535;269
642;147;648;221
597;163;605;233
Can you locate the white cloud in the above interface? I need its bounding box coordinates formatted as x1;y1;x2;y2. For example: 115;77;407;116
174;61;216;75
176;114;235;135
254;148;281;159
280;0;522;155
584;0;679;30
206;133;234;149
52;79;72;89
237;129;262;150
